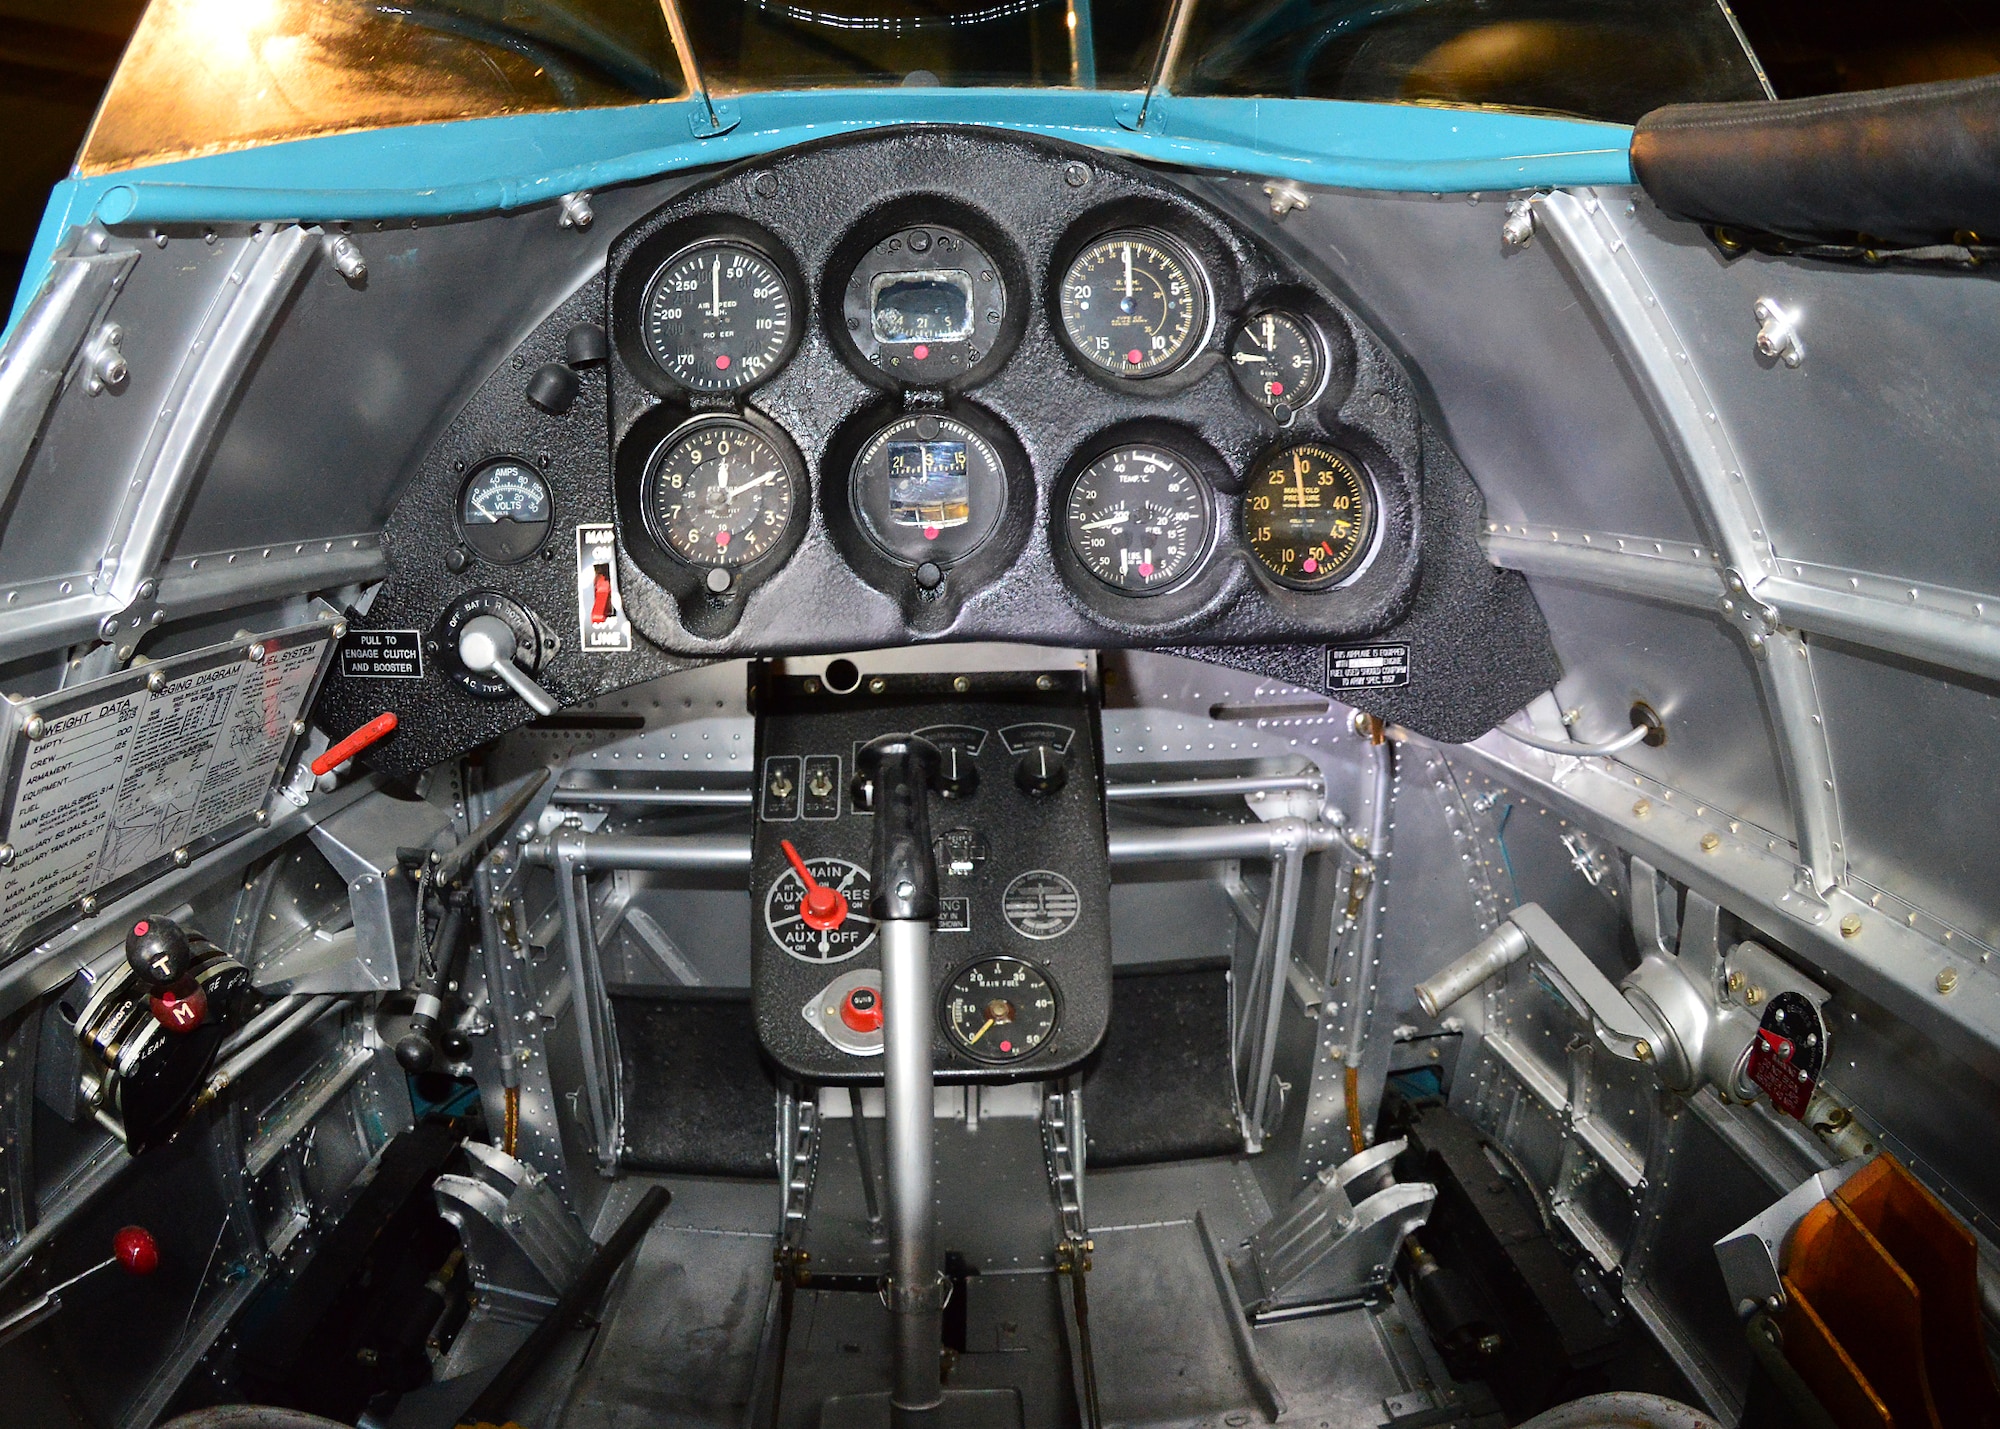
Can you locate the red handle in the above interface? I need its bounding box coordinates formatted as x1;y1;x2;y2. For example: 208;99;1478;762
591;570;613;624
113;1226;159;1276
312;712;398;776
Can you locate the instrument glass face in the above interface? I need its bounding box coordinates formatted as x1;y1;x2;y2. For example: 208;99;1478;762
643;417;797;569
1057;230;1208;377
1243;443;1377;588
1063;444;1210;593
457;458;552;563
765;856;876;963
851;413;1007;567
1229;311;1324;416
642;240;796;392
942;956;1058;1062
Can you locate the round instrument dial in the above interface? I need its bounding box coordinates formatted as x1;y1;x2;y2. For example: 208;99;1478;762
942;957;1058;1063
851;412;1008;568
458;458;552;564
1229;311;1325;417
1057;230;1208;378
765;855;876;963
643;416;799;570
642;240;797;392
1243;443;1377;589
1063;445;1210;594
1002;870;1081;940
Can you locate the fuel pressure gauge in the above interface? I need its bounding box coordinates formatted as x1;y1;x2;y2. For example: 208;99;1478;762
458;458;552;563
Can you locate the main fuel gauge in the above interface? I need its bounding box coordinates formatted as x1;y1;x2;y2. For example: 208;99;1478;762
1063;444;1210;594
942;957;1058;1063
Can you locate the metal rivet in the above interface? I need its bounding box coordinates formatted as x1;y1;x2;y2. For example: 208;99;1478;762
1700;832;1721;852
146;670;166;692
1036;674;1055;690
173;847;191;867
868;678;887;694
1632;798;1651;818
79;895;98;915
24;715;45;740
953;676;970;693
0;844;12;867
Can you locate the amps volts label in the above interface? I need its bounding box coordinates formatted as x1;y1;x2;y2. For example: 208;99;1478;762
339;629;424;679
1328;643;1409;692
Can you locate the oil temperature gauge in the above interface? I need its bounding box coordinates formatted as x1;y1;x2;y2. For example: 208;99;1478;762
1063;444;1210;593
458;458;552;564
942;956;1058;1063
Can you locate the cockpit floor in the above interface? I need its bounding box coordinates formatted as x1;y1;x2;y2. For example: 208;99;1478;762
547;1151;1459;1429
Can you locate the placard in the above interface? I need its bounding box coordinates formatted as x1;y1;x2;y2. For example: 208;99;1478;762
0;622;335;956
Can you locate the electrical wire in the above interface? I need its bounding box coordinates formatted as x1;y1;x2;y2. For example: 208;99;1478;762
1496;714;1653;758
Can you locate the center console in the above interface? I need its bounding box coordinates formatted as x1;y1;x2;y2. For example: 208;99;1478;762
749;663;1112;1083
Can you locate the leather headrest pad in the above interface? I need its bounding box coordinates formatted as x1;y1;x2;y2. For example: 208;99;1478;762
1632;73;2000;246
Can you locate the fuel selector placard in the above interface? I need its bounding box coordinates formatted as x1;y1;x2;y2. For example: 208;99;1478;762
749;666;1111;1082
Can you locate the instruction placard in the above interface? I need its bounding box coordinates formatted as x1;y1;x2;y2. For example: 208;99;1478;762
0;629;332;954
1327;643;1410;692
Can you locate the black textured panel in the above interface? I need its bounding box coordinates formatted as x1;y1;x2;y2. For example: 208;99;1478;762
313;280;693;778
1166;444;1563;744
1082;959;1242;1167
604;125;1429;655
613;988;778;1178
750;668;1112;1084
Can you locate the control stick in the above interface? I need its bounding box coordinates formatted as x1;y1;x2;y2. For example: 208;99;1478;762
457;615;558;716
854;733;945;1425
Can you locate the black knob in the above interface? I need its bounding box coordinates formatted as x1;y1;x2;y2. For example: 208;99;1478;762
395;1034;436;1075
937;743;979;800
1013;742;1068;798
125;916;193;990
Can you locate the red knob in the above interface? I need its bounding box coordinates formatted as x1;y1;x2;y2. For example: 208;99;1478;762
780;840;849;932
312;711;398;777
149;984;208;1034
840;985;883;1034
113;1226;159;1276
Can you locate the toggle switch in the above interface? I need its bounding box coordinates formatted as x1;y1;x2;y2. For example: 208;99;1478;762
458;615;559;716
590;567;613;625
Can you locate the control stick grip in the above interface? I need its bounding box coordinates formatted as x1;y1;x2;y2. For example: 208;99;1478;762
855;734;942;923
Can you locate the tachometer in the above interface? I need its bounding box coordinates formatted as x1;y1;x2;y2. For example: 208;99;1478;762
642;240;797;393
642;415;800;570
1062;444;1210;593
457;458;552;564
942;957;1058;1063
1057;230;1208;378
1243;443;1377;589
1229;311;1325;419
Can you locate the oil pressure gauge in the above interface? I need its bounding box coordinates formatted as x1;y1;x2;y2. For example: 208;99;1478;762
943;956;1058;1063
458;458;552;564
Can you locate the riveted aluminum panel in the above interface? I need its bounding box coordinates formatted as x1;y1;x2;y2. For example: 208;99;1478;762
1200;180;1707;545
1812;637;2000;952
1618;201;2000;598
1529;578;1795;842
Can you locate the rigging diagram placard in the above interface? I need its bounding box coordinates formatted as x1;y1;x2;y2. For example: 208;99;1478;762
0;622;335;956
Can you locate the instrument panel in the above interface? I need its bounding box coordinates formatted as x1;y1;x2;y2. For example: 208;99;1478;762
601;127;1415;655
313;127;1569;775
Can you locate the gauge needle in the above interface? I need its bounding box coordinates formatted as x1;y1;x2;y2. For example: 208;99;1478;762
1122;243;1133;297
711;255;722;318
1082;511;1129;530
724;471;777;499
966;1017;996;1045
1262;314;1274;350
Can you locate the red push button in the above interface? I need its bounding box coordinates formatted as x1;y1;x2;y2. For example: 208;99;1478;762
840;985;883;1034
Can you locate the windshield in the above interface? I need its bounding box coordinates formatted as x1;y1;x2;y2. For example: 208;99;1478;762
82;0;1759;176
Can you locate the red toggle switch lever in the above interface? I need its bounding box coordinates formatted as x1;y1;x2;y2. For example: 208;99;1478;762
780;839;849;932
591;569;613;624
312;711;398;776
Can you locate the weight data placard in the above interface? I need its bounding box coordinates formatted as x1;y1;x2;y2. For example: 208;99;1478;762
0;625;334;954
